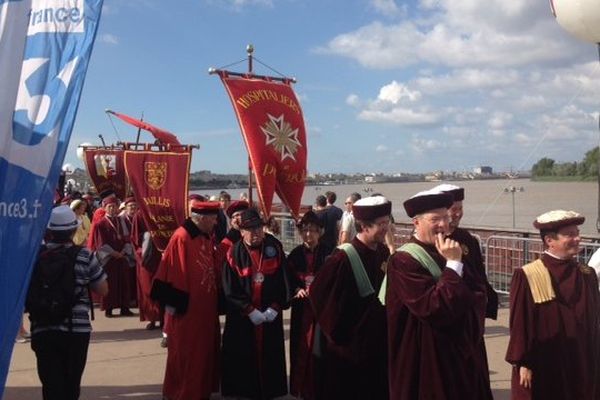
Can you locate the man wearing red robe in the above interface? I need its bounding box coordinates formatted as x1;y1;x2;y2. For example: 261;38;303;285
221;208;290;399
309;196;392;399
287;211;333;399
506;210;600;399
155;200;221;400
92;196;136;317
386;189;492;399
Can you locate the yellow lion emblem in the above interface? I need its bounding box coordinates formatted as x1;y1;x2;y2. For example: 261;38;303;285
145;162;167;190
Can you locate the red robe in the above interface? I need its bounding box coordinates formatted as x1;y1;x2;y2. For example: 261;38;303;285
92;215;134;311
156;219;220;400
87;207;106;250
309;237;389;399
386;237;491;400
130;212;161;322
506;253;600;400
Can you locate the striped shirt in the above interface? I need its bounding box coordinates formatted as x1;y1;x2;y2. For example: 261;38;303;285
31;243;107;335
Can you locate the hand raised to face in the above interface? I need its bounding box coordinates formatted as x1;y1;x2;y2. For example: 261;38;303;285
434;233;462;262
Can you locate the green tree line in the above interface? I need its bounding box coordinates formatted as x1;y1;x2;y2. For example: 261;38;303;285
532;147;599;179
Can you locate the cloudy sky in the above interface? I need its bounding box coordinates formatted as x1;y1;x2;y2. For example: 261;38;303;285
66;0;600;174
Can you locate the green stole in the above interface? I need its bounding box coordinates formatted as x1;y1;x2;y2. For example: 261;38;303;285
378;242;442;305
338;243;375;298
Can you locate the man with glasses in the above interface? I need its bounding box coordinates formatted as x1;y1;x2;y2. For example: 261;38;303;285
432;184;498;320
287;210;331;399
310;196;392;399
506;210;600;399
385;188;492;399
218;200;250;255
221;208;290;399
339;192;361;244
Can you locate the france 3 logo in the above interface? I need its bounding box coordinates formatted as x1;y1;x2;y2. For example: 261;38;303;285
2;0;99;178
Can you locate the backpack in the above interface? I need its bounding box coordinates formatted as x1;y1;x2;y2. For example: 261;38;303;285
26;245;81;327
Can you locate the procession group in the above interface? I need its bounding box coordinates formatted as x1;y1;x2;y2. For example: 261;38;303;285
29;183;600;400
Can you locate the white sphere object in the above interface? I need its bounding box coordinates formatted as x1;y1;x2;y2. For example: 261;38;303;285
76;142;93;160
62;163;74;174
551;0;600;44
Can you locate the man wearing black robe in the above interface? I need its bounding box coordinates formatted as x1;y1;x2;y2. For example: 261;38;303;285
221;209;290;399
287;211;333;399
432;183;498;319
506;210;600;400
309;196;391;399
386;189;492;399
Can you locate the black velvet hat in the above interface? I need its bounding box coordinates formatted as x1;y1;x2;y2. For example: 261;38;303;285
403;190;453;218
239;209;265;230
353;196;392;221
296;210;323;229
431;183;464;201
226;201;250;218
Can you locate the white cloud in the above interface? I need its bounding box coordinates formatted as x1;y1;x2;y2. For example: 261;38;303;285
376;144;389;152
316;0;600;170
516;95;546;109
377;81;421;103
315;21;424;69
488;111;513;130
370;0;402;16
358;107;439;126
411;137;442;153
318;0;590;69
206;0;273;11
98;34;119;45
415;68;520;94
346;94;360;107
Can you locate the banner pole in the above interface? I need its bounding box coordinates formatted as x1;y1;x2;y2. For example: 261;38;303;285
247;44;255;207
135;111;144;147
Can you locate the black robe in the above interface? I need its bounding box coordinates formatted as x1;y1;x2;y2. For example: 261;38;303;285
449;227;498;319
386;237;492;400
221;234;291;399
287;243;333;399
309;237;389;400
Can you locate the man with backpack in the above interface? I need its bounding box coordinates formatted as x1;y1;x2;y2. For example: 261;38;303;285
27;205;108;400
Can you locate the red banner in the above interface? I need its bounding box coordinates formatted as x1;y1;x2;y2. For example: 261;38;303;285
83;148;127;199
219;73;307;217
107;110;181;145
124;150;190;251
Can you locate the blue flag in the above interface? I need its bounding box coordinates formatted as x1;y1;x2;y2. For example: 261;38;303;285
0;0;103;394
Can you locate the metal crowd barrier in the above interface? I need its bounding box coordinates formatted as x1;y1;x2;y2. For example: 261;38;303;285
270;214;600;295
485;235;600;294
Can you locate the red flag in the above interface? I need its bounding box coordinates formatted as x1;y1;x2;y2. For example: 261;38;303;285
107;110;181;145
219;73;307;217
124;150;190;251
83;148;127;199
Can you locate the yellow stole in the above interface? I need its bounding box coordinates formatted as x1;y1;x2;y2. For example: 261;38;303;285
522;259;556;304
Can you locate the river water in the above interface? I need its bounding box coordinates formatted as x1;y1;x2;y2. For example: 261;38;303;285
192;178;600;237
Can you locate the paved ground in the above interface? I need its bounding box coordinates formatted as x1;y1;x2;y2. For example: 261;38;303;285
5;298;512;400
